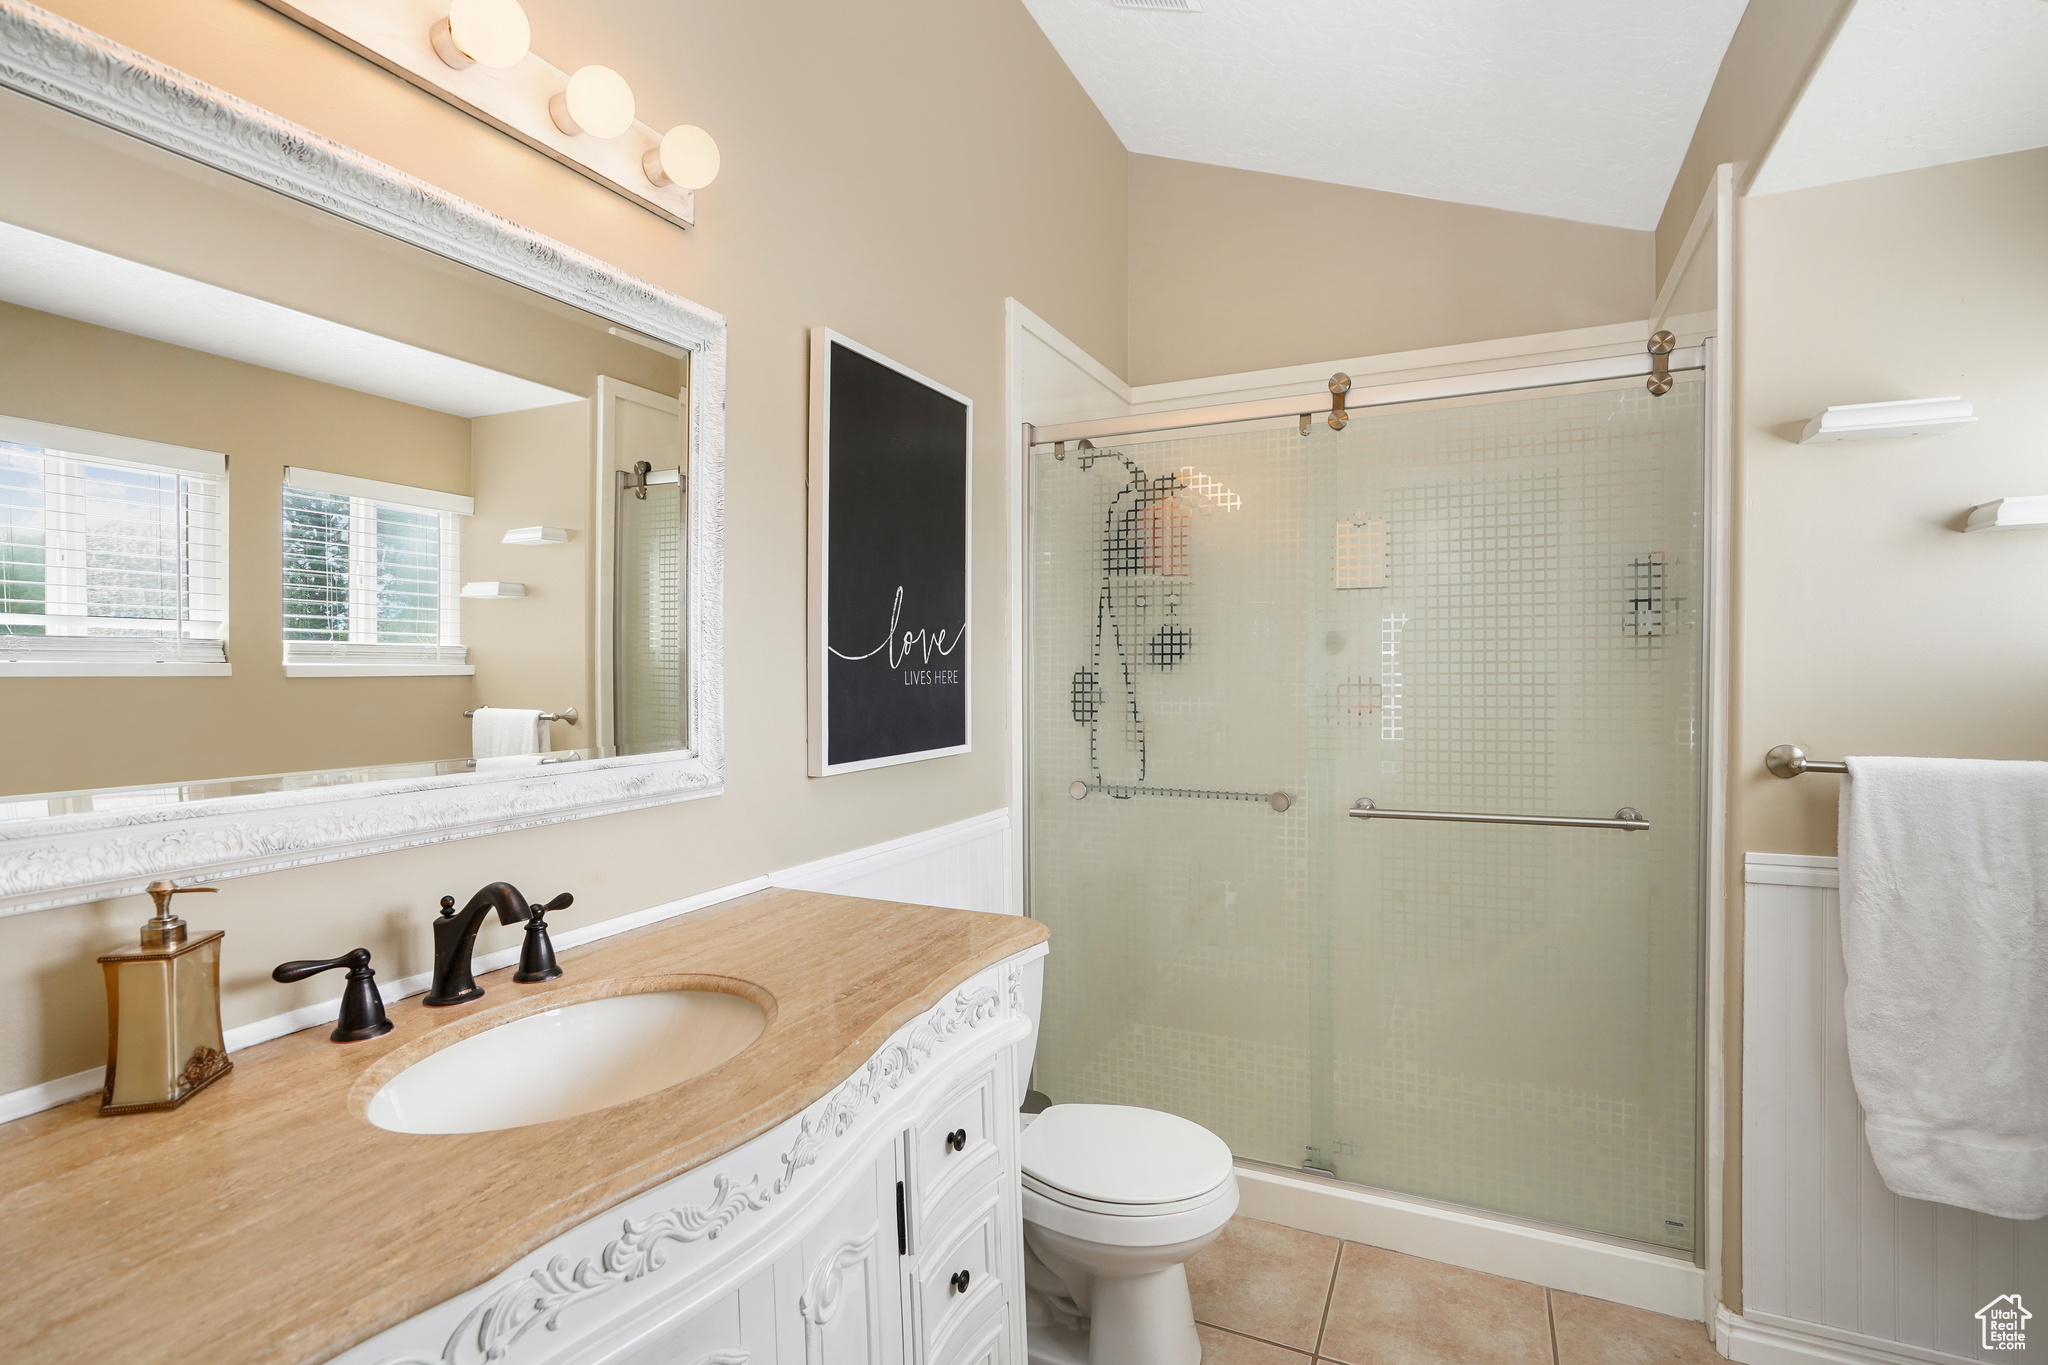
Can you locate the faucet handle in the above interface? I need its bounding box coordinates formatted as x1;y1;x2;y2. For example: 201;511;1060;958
271;948;395;1043
514;893;573;985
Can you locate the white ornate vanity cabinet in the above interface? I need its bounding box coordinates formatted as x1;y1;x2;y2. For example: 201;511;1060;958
336;948;1045;1365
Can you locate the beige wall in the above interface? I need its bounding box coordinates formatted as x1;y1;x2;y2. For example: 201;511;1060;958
0;0;1127;1092
1722;144;2048;1306
1652;0;1854;293
1125;154;1655;386
465;402;596;740
0;300;480;792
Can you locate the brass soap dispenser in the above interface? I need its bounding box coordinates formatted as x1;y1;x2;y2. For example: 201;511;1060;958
97;881;231;1115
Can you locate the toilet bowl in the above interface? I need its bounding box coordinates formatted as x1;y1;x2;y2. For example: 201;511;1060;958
1020;1104;1238;1365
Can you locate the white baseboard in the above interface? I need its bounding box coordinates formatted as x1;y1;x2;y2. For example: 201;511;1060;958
0;810;1011;1126
1717;1308;1980;1365
1235;1164;1706;1322
0;1068;104;1124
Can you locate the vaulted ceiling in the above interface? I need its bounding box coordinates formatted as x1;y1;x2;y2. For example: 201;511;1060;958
1019;0;1750;229
1752;0;2048;196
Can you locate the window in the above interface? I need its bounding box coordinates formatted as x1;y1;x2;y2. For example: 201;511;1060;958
0;415;227;676
281;466;473;676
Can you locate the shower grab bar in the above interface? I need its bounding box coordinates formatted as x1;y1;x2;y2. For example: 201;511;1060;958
1348;798;1649;832
1764;745;1846;778
1072;780;1293;811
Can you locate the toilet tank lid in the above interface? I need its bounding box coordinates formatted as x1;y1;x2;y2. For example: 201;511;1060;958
1019;1104;1233;1206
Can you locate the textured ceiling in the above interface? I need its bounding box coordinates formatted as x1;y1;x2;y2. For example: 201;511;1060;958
1019;0;1750;229
1751;0;2048;196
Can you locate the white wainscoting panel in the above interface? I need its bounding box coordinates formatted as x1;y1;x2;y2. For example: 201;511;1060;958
1740;854;2047;1364
771;809;1011;916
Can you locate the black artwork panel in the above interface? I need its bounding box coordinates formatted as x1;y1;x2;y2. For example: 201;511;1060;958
825;342;968;766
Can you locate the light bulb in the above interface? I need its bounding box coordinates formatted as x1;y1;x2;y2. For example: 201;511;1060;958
550;65;635;139
644;125;720;190
430;0;530;70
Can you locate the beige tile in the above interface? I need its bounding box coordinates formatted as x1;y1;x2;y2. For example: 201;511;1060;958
1186;1216;1341;1351
1551;1291;1720;1364
1318;1244;1552;1365
1196;1324;1312;1365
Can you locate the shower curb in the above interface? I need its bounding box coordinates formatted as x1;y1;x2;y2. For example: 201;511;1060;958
1234;1163;1706;1321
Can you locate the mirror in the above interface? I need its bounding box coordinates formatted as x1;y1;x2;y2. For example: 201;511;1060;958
0;69;716;835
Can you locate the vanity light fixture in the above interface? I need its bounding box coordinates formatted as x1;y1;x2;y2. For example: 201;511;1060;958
552;65;636;139
255;0;710;227
645;124;721;189
429;0;531;70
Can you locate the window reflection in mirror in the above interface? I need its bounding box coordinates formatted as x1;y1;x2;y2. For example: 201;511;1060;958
0;86;690;816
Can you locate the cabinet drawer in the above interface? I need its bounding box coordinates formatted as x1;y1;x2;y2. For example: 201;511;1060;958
913;1065;1001;1218
914;1191;1005;1360
934;1304;1009;1365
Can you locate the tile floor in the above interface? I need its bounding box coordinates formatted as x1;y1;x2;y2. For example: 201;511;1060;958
1184;1218;1724;1365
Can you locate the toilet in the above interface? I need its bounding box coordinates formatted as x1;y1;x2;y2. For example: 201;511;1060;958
1018;1104;1239;1365
1010;959;1237;1365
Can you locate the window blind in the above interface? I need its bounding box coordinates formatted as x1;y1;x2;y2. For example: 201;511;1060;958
281;475;464;666
0;439;227;665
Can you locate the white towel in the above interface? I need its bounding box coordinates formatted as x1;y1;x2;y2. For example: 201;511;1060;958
1840;755;2048;1219
471;707;544;760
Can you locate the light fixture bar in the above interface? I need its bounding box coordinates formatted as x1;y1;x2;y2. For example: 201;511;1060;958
255;0;698;228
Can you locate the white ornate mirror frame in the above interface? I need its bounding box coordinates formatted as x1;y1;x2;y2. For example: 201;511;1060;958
0;0;726;916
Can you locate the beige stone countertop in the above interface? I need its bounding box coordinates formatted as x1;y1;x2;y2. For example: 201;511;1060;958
0;888;1048;1365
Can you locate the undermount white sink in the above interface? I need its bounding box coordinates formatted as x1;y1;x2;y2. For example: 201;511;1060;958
364;989;768;1135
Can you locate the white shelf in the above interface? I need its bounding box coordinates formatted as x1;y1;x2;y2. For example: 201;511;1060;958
1798;396;1975;444
1965;497;2048;533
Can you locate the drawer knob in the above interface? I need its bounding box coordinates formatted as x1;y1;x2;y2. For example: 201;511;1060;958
946;1128;967;1152
950;1269;971;1294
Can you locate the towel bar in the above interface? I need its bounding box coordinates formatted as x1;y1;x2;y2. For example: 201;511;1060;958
1765;745;1846;778
464;707;579;725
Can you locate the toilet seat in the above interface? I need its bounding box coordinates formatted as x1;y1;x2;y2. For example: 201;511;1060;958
1023;1173;1239;1248
1020;1104;1238;1247
1022;1172;1229;1218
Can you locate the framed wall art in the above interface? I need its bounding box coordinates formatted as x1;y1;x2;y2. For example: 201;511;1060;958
806;328;971;775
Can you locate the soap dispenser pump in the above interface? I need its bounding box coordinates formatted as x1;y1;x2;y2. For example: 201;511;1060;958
97;881;231;1115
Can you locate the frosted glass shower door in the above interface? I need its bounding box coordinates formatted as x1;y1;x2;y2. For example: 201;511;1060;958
614;475;686;756
1028;375;1705;1251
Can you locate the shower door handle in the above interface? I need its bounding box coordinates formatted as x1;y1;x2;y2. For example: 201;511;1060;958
1348;798;1648;832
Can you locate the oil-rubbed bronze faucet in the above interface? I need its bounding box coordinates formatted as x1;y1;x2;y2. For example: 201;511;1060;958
271;949;394;1041
424;883;571;1006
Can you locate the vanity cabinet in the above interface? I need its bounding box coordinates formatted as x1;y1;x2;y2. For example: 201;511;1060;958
331;948;1042;1365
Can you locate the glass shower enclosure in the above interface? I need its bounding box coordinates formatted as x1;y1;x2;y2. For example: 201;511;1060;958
614;467;686;756
1027;373;1706;1252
